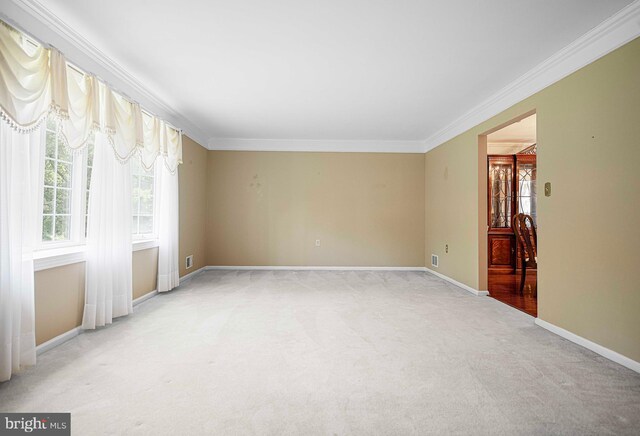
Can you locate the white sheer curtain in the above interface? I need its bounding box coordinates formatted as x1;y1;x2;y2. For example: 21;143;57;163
156;163;180;292
1;18;184;343
0;122;41;381
82;132;133;329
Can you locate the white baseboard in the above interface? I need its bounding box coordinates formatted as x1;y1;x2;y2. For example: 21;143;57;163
535;318;640;374
36;326;81;356
37;289;157;356
424;267;489;296
132;289;158;306
179;266;207;283
205;265;426;271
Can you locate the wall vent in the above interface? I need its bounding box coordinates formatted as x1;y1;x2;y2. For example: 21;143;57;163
431;254;439;268
186;255;193;269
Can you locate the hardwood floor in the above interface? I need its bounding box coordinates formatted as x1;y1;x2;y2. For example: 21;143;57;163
488;269;537;317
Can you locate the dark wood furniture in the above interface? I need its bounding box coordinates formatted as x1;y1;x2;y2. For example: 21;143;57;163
512;213;537;296
487;150;537;274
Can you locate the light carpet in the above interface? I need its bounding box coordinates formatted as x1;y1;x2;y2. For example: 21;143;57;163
1;270;639;435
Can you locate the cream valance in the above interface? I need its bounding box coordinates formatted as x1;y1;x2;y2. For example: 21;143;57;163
0;21;182;172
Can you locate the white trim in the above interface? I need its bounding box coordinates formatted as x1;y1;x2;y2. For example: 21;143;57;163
535;318;640;374
206;265;427;271
36;288;158;356
423;0;640;152
132;239;159;252
179;266;207;283
208;138;425;153
133;289;158;306
424;267;489;296
33;241;160;271
3;1;639;154
36;326;81;356
1;0;209;147
33;245;85;271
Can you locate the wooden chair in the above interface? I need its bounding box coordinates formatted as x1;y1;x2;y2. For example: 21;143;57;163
512;213;537;296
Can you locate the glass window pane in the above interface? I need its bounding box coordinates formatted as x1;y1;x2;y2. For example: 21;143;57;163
56;188;71;214
44;159;55;186
86;167;92;190
130;157;141;174
132;216;139;234
87;142;94;167
140;175;153;192
139;216;153;234
41;118;78;244
45;132;56;158
43;187;54;214
54;215;71;240
140;196;153;214
42;215;53;241
132;196;139;213
57;162;72;187
57;139;72;162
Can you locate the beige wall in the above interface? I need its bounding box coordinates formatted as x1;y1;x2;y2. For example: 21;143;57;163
424;37;640;362
132;248;158;299
34;263;85;346
206;151;425;267
179;135;208;277
34;248;158;345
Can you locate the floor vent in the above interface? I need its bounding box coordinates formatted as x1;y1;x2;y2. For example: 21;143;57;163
431;254;439;268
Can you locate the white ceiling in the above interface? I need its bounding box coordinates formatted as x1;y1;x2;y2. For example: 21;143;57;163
3;0;635;149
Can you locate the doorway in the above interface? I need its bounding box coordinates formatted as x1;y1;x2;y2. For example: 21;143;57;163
482;113;537;316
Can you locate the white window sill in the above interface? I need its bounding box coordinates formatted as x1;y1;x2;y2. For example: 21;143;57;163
34;239;159;272
133;239;159;252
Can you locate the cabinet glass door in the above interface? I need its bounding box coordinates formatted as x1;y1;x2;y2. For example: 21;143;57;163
517;159;537;226
489;160;513;228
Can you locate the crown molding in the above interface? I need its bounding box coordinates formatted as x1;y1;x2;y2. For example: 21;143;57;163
423;0;640;153
3;0;638;154
1;0;210;147
208;138;426;153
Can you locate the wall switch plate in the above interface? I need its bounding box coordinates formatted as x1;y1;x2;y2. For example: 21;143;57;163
315;239;321;247
186;255;193;269
544;182;551;197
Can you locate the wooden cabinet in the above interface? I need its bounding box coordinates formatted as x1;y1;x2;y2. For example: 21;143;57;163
488;233;515;270
488;151;537;272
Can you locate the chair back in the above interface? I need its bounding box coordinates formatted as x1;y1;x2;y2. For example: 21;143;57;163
512;213;537;267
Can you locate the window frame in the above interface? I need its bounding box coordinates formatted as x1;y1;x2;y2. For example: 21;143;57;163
130;157;159;241
35;119;160;259
37;119;88;250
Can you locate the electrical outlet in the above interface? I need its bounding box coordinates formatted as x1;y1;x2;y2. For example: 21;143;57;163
315;239;321;247
185;255;193;269
445;244;449;254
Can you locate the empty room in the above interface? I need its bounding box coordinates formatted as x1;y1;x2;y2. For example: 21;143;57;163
1;1;639;435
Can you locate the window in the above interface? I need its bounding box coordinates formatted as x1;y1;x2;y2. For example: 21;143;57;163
84;140;94;237
40;116;92;246
42;117;75;242
131;157;156;239
38;116;157;250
